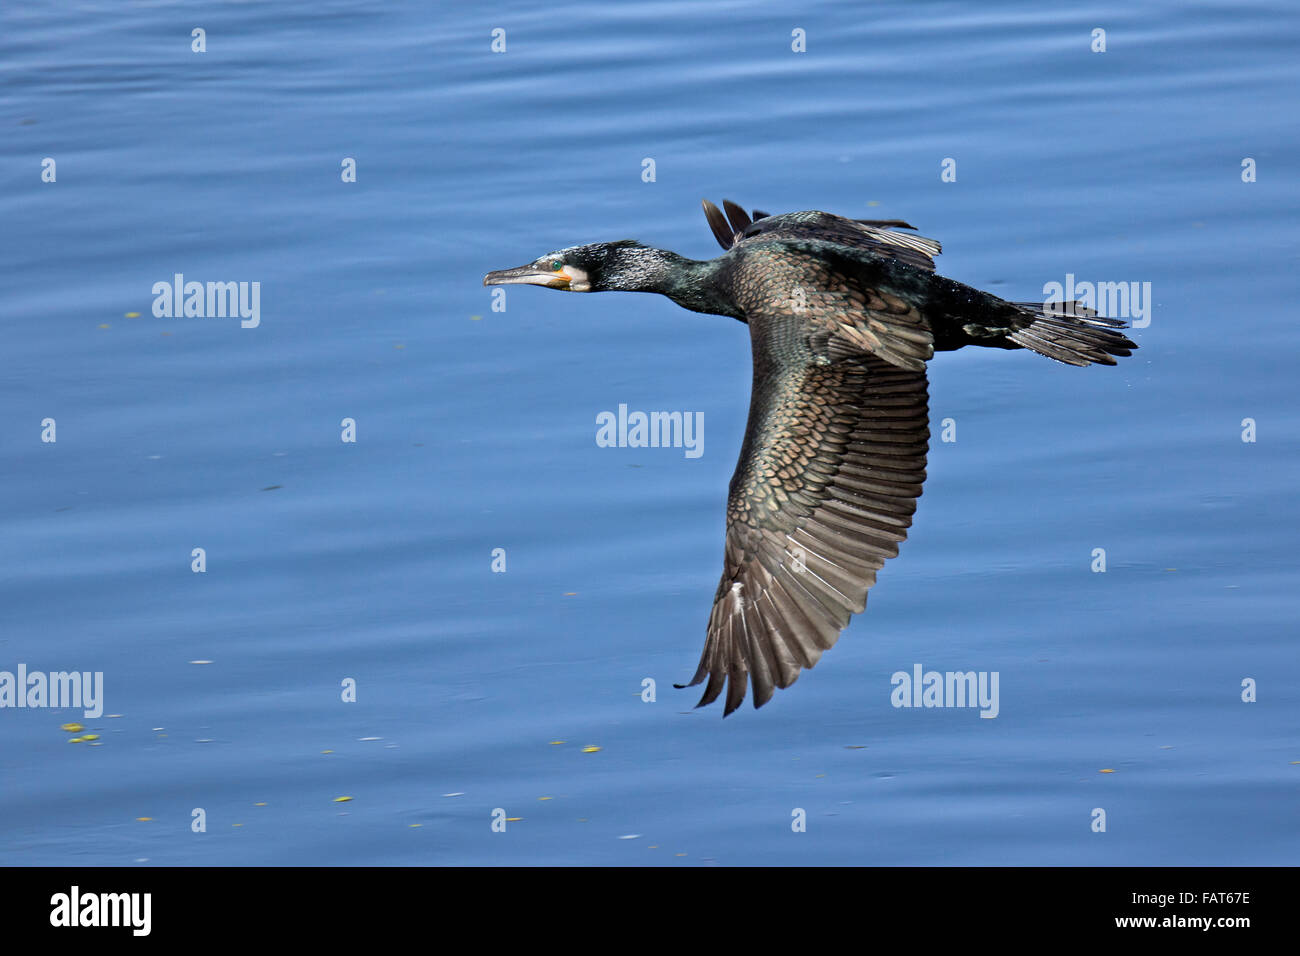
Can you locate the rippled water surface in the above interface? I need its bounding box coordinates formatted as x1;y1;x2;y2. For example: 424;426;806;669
1;0;1297;865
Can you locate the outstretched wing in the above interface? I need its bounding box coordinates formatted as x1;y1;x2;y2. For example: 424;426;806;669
702;199;941;272
677;352;929;715
728;238;938;371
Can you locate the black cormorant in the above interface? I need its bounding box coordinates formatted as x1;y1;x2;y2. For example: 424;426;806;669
484;200;1137;716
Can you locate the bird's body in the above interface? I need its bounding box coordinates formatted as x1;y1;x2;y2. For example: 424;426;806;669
485;200;1136;715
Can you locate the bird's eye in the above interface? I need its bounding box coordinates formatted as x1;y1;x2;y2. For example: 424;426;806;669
550;260;563;270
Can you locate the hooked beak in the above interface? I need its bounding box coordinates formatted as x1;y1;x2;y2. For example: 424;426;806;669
483;265;571;288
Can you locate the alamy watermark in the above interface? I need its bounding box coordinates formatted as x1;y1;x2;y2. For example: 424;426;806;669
0;664;103;718
50;886;150;936
890;663;999;718
596;404;703;459
1042;274;1151;328
151;274;260;328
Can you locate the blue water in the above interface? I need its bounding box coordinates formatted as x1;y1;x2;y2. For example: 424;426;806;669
2;0;1297;865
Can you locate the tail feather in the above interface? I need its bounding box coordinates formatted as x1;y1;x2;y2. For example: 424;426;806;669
1007;300;1137;367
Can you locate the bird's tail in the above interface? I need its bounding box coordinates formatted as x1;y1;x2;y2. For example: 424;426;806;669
1006;301;1137;367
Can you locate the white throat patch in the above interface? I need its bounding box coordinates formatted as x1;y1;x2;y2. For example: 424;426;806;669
562;265;591;292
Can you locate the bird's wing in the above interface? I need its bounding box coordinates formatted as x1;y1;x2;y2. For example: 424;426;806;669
702;199;941;272
728;239;937;371
678;352;929;714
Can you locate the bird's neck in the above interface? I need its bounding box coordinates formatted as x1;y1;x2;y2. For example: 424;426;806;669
612;249;740;319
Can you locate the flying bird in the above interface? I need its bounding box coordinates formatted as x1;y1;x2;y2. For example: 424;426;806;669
484;200;1136;715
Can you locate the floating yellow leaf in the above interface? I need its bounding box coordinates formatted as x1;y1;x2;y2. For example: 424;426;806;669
81;734;100;741
506;817;522;822
68;737;85;743
1099;769;1115;773
254;802;267;807
538;796;552;801
124;311;140;318
61;723;84;733
333;796;353;803
136;817;152;822
549;740;564;745
581;746;601;753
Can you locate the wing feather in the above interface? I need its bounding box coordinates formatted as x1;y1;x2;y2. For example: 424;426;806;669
677;355;928;714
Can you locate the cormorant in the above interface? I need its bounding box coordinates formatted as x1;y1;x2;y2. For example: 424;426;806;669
484;200;1137;716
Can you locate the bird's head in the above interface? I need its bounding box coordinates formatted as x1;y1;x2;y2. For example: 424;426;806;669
483;240;668;293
